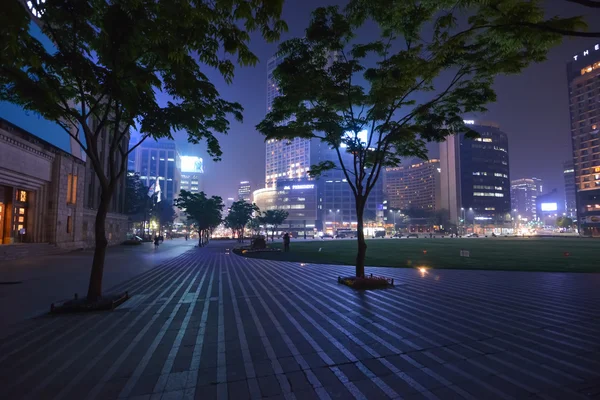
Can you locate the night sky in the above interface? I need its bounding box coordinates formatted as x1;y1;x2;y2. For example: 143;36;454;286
1;0;599;203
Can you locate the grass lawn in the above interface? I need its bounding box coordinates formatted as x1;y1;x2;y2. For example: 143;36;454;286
241;237;600;273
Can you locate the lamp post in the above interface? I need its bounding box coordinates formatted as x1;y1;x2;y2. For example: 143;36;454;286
460;207;465;235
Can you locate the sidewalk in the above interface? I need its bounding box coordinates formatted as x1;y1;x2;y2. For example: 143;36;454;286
0;241;599;399
0;238;196;337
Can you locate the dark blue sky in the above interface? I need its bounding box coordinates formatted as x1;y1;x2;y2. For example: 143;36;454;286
2;0;599;202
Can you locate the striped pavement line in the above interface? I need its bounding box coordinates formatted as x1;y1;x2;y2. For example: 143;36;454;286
223;257;262;399
249;258;503;400
115;261;213;398
312;262;600;385
17;253;201;400
250;258;479;400
150;264;216;395
236;260;394;400
52;255;200;400
216;256;228;400
222;256;295;399
229;257;332;400
186;251;219;394
0;252;187;366
253;258;596;398
1;242;598;399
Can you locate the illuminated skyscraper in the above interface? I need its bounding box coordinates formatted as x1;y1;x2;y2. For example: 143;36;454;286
384;160;441;212
265;55;311;188
567;46;600;235
563;160;577;217
510;178;543;221
440;121;512;227
238;181;252;202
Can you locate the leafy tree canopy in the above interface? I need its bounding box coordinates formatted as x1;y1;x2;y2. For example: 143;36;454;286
125;171;149;216
151;200;177;230
175;190;224;244
224;200;258;241
259;209;289;240
1;0;285;299
257;0;578;276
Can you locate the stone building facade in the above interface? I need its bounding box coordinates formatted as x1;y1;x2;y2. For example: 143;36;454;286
0;118;86;248
0;118;127;250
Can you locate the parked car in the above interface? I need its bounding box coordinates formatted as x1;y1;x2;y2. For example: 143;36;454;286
373;231;386;238
406;233;419;238
466;233;479;238
392;233;402;238
321;234;333;239
123;235;144;245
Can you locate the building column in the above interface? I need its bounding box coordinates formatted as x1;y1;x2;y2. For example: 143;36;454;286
3;187;14;244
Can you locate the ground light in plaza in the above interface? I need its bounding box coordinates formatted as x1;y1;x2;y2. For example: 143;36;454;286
419;267;429;277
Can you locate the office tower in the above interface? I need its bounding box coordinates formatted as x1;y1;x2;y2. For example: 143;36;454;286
384;160;441;212
563;160;577;217
131;140;181;203
238;181;252;202
265;55;311;188
567;46;600;235
510;178;543;221
180;156;204;194
310;139;385;232
440;120;511;228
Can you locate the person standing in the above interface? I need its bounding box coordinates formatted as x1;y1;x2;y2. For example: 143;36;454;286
154;236;160;248
283;232;290;252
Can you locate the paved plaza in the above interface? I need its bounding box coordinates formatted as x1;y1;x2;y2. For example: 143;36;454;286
1;241;599;399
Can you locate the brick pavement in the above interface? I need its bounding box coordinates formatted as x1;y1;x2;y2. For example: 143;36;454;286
0;241;599;400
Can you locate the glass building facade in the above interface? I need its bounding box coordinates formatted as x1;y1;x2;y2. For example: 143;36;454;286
510;178;543;221
131;140;181;203
265;56;311;188
563;160;577;218
567;46;600;236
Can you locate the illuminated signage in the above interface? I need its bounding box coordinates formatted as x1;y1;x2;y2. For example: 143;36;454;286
540;203;558;212
463;120;475;125
573;44;600;61
292;184;314;190
181;156;204;173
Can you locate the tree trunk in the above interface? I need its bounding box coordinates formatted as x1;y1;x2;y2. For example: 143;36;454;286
87;189;112;302
355;199;367;278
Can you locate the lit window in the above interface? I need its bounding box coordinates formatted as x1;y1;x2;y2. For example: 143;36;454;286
18;190;27;202
67;174;78;204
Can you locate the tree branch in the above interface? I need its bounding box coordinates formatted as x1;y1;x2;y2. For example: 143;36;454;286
566;0;600;8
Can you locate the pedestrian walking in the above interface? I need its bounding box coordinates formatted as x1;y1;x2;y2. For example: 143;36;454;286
154;236;160;248
283;232;291;252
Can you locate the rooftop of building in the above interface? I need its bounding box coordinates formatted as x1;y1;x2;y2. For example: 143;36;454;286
0;117;84;164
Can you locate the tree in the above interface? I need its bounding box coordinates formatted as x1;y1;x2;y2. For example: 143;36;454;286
224;200;258;242
257;1;574;277
247;217;262;236
259;210;289;241
1;0;286;301
150;201;177;233
174;190;223;247
449;0;593;39
125;172;149;216
557;216;574;228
